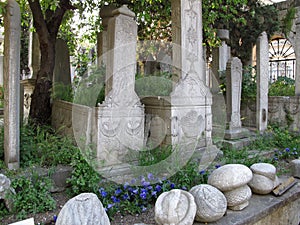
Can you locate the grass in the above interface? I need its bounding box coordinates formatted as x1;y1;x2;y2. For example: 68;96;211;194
0;123;299;222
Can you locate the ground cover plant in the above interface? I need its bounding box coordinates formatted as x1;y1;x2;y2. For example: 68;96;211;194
0;123;300;224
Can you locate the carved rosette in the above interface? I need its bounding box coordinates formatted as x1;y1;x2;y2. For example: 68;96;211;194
180;110;204;138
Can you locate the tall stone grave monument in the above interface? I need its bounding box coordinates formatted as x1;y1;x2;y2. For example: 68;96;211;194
28;28;40;79
295;5;300;95
4;0;21;169
171;0;216;163
97;5;144;168
225;57;248;139
97;5;116;95
211;29;230;93
256;32;269;132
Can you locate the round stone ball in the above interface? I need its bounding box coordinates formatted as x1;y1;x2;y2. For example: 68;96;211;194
248;173;275;194
223;185;252;207
250;163;276;180
189;184;227;222
208;164;253;191
155;189;196;225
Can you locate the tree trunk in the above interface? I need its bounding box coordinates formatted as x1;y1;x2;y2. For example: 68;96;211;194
29;40;55;125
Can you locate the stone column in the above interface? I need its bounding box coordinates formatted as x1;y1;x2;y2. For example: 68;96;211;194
28;28;40;79
97;5;144;168
4;0;21;169
224;57;248;139
97;5;116;95
171;0;215;154
0;55;3;86
256;32;269;132
211;29;230;93
295;6;300;95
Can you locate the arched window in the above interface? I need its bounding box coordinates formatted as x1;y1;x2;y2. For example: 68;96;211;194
269;37;296;82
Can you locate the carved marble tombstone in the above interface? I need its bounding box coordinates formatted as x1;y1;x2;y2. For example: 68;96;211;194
225;57;249;139
0;55;3;86
4;0;21;169
256;31;269;132
171;0;216;159
97;5;144;169
295;8;300;95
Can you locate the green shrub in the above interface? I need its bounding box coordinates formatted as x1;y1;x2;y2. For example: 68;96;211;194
8;171;55;219
52;82;74;102
269;76;295;96
66;150;101;196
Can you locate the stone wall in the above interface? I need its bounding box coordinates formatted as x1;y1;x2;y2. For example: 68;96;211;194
241;96;300;131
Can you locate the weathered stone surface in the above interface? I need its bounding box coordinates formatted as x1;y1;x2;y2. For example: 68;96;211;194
190;184;227;222
224;185;252;208
290;159;300;178
155;189;196;225
249;173;275;195
207;164;253;191
250;163;276;180
0;174;15;211
228;200;249;211
4;0;21;170
56;193;110;225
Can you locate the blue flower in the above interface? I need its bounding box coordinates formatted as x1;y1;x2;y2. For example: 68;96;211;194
140;192;147;200
142;181;151;187
140;205;147;212
155;185;162;192
105;203;115;211
123;182;129;190
132;188;139;195
215;164;221;169
273;157;278;161
122;194;130;200
115;188;122;195
170;183;175;189
147;173;154;180
147;185;153;190
53;215;57;222
151;191;157;196
285;148;290;152
199;170;206;175
131;178;136;184
181;186;187;190
111;196;120;203
99;188;107;198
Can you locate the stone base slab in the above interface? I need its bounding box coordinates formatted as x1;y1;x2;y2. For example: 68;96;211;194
224;127;250;140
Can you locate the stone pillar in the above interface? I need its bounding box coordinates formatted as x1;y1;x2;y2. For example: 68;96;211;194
171;0;215;155
53;38;71;86
28;29;40;79
224;57;248;139
256;32;269;132
0;55;3;85
97;5;144;168
211;29;230;93
4;0;21;169
295;7;300;95
97;5;116;95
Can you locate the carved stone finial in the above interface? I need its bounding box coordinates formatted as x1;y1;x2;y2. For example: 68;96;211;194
112;5;135;18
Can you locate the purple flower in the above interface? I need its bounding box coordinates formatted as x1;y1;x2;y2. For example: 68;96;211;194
147;173;154;180
140;192;147;200
123;182;129;190
115;188;122;195
285;148;290;152
122;194;130;200
53;215;57;222
215;164;221;169
132;188;139;195
99;188;107;198
199;170;206;175
155;185;162;192
151;191;157;196
111;196;120;203
140;205;147;212
142;181;151;187
170;183;175;189
181;186;187;190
